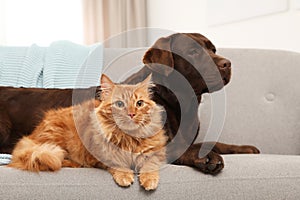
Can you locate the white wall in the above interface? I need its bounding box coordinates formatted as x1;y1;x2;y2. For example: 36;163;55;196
0;0;6;44
147;0;300;53
0;0;83;46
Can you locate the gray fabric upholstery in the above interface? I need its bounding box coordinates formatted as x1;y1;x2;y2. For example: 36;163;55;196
1;48;299;199
1;155;299;199
198;49;300;155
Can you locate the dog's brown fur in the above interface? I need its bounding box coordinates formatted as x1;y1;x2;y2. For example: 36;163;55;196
0;33;259;174
0;86;100;153
124;33;259;174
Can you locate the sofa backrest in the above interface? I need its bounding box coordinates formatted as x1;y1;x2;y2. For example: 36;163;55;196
103;47;146;82
198;48;300;155
104;48;300;155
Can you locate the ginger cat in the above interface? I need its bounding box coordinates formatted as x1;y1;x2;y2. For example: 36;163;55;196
9;74;167;191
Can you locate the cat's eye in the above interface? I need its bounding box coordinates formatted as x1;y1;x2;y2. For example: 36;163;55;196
115;101;125;108
136;100;144;107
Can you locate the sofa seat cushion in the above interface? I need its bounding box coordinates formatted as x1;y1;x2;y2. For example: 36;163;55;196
0;154;299;200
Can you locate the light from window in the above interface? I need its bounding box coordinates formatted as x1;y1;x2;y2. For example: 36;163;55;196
0;0;83;46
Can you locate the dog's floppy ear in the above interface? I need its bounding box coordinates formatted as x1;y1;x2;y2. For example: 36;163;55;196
143;37;174;76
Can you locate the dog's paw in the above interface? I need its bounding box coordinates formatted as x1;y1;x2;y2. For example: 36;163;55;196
194;151;224;175
139;172;159;191
232;145;260;154
112;171;134;187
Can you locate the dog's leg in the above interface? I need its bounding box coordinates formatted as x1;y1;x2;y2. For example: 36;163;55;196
212;142;260;154
172;143;224;174
172;142;260;174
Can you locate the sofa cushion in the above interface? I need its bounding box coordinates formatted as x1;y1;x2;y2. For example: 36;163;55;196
198;49;300;155
1;155;299;200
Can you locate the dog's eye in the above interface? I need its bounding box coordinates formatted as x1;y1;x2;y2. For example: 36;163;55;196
212;48;216;53
115;101;125;108
136;100;144;107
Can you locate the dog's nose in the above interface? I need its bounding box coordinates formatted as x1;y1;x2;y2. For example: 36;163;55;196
218;59;231;69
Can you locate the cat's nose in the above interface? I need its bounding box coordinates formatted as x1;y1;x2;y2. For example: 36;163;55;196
128;113;136;118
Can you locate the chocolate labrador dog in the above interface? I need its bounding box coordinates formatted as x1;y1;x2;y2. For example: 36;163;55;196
124;33;259;174
0;33;259;174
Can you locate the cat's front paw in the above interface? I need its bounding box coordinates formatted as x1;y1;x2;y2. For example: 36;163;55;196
111;170;134;187
139;172;159;191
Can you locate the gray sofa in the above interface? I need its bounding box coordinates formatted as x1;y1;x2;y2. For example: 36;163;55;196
0;48;300;199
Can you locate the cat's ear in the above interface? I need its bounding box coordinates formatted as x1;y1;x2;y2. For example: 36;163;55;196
140;74;153;87
100;74;114;99
141;73;152;85
136;74;154;93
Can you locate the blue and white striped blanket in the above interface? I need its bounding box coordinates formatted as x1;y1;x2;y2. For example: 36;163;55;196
0;41;103;88
0;41;103;164
0;154;12;165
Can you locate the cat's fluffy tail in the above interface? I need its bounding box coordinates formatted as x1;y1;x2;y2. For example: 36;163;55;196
8;137;65;172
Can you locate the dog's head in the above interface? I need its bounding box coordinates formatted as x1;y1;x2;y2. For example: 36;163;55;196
143;33;231;98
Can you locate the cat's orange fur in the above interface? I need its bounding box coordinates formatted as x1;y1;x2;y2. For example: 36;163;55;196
9;74;167;190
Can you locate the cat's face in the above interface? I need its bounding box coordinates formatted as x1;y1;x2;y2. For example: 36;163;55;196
98;74;163;137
